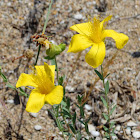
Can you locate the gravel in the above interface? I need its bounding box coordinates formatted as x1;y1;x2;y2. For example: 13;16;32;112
0;0;140;139
34;125;42;131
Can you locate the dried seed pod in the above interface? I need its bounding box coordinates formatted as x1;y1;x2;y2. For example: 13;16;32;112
24;49;34;59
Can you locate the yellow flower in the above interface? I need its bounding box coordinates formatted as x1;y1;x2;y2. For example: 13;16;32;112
68;16;129;68
16;63;63;113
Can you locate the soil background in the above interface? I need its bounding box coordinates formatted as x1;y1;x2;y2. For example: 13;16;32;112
0;0;140;140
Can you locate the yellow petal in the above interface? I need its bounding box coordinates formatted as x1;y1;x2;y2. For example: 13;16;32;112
103;30;129;49
100;15;112;30
34;64;54;90
44;62;55;83
70;22;93;37
45;85;63;105
35;65;46;76
85;42;105;68
16;73;37;88
67;34;93;53
26;88;45;113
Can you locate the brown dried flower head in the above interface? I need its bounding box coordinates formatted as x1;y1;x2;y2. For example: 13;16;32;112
31;33;51;50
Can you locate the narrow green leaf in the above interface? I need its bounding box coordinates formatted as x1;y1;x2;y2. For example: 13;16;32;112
110;105;116;116
105;132;110;138
0;73;8;82
72;112;76;125
82;102;86;108
63;110;71;118
55;105;59;112
77;95;84;105
80;107;84;118
56;118;64;131
105;73;110;79
60;120;65;125
110;133;116;136
61;100;67;107
76;131;82;140
112;127;115;133
19;87;29;97
110;121;115;128
86;115;92;124
78;119;85;125
6;83;16;90
69;124;76;134
100;96;107;108
67;98;70;109
94;69;103;80
63;87;66;96
77;95;81;104
49;109;64;131
103;126;109;131
85;123;89;134
103;113;109;121
68;134;72;140
62;107;69;112
63;132;70;136
75;103;80;108
58;76;64;85
105;81;109;94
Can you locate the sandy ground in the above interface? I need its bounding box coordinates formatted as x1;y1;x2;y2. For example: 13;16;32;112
0;0;140;139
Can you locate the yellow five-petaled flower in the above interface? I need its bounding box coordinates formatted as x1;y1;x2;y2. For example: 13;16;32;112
16;63;63;113
68;16;129;68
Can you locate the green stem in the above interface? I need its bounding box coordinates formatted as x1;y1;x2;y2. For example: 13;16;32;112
52;106;66;140
54;56;59;83
34;45;41;65
42;0;53;34
101;65;111;140
34;0;53;65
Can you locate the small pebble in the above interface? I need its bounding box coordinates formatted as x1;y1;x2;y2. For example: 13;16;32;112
85;104;92;111
116;125;121;131
90;131;100;137
65;86;75;92
132;131;140;138
59;132;62;135
34;125;42;131
127;121;137;127
114;130;118;134
6;99;14;104
101;119;107;124
131;52;140;58
85;136;89;139
86;82;91;87
88;124;96;132
45;111;48;115
115;15;119;19
74;13;83;20
30;113;38;118
95;137;101;140
93;1;96;5
112;136;118;140
125;127;131;135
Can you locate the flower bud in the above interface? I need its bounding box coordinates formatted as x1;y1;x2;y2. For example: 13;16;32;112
46;43;66;58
